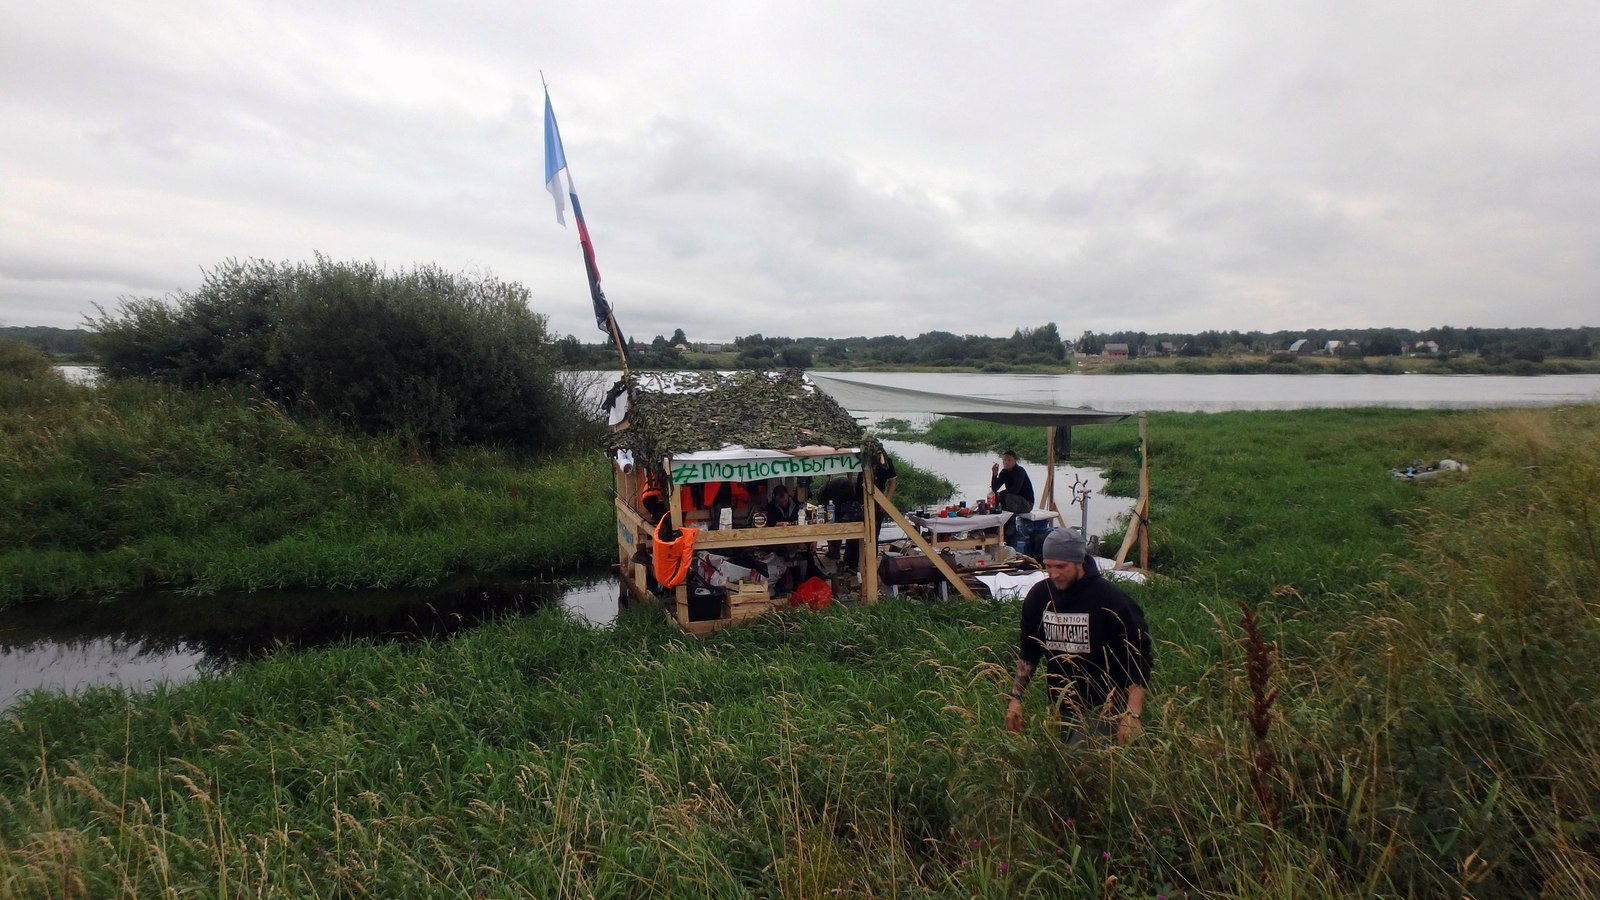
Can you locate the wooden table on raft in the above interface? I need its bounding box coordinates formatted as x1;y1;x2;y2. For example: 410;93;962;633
905;511;1013;558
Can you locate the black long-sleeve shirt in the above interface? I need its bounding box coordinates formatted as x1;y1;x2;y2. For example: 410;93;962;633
1019;557;1152;716
991;464;1035;504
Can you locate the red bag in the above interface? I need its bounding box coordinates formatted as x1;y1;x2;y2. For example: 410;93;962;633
789;576;834;610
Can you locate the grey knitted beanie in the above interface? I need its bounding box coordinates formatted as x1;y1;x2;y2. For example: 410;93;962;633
1041;527;1087;563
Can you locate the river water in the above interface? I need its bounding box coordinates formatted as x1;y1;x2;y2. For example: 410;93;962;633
12;369;1595;708
811;371;1600;414
0;572;622;709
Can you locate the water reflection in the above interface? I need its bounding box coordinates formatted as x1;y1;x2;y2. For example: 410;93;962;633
882;440;1135;537
0;569;620;708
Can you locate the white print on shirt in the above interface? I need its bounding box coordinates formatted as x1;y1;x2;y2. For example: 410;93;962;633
1042;610;1090;655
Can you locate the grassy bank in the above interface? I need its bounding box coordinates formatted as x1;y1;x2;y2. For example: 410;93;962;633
1;405;1596;896
0;373;615;605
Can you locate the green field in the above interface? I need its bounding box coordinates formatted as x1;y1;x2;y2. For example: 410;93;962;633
3;402;1596;896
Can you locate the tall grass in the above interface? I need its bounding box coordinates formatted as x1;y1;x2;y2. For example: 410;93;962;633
0;374;614;605
1;405;1596;896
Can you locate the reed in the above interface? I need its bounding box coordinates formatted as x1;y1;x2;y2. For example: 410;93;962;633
1;404;1596;896
0;374;614;605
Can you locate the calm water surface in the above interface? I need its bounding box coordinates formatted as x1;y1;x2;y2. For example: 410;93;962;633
0;571;622;708
814;371;1600;413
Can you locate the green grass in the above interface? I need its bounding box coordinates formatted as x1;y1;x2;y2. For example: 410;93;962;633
0;375;614;605
881;447;956;508
2;396;1597;895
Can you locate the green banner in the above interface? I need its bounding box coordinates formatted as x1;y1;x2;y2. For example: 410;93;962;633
669;453;861;485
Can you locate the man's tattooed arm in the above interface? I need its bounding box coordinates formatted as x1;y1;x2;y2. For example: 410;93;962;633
1010;660;1036;698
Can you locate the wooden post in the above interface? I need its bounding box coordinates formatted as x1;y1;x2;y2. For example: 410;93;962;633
1042;426;1058;512
1113;496;1146;568
666;456;689;627
1138;412;1149;570
873;494;977;600
862;457;880;604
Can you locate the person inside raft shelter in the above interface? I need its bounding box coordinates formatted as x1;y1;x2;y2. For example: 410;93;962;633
739;480;770;527
766;483;802;525
754;482;824;595
821;451;897;572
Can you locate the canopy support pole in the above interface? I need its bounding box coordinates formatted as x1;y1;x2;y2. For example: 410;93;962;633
1114;412;1151;569
862;460;880;603
1041;426;1058;512
1138;411;1150;570
666;456;689;627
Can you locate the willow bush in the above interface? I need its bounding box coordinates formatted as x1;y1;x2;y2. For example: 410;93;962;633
89;257;593;455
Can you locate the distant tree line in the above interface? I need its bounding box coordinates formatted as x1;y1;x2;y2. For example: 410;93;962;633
1076;326;1597;361
546;321;1595;370
0;326;94;361
554;323;1070;371
20;318;1597;372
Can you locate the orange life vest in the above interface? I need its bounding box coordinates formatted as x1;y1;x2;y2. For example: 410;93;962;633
679;480;751;511
639;472;665;508
652;517;697;589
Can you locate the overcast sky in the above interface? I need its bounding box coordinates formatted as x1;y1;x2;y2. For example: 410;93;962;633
2;1;1596;342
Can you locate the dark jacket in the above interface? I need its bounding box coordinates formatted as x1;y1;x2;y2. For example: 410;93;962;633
766;496;801;525
991;464;1035;505
1019;557;1152;717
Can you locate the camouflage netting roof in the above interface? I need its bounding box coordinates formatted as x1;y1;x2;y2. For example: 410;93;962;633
608;370;868;463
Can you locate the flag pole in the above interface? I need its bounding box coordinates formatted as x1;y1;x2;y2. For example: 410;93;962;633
543;78;632;383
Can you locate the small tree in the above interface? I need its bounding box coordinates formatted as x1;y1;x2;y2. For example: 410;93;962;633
89;257;589;455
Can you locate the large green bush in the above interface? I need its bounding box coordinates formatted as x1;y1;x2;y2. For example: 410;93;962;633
89;258;591;454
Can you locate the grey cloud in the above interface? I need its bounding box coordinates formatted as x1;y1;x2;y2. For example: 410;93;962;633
5;0;1599;339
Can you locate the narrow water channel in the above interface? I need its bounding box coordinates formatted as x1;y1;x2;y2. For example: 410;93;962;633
1;438;1129;710
882;439;1135;537
0;569;621;708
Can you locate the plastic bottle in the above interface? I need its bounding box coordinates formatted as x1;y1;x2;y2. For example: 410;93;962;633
826;500;836;524
797;506;807;526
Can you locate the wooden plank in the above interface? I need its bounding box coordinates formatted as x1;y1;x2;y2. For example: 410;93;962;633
872;494;978;600
693;521;865;549
1114;495;1147;567
862;459;880;604
618;569;655;605
930;534;1002;553
1042;425;1058;513
614;497;650;534
1138;411;1150;571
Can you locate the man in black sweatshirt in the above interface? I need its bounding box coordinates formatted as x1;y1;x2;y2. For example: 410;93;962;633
1005;527;1152;743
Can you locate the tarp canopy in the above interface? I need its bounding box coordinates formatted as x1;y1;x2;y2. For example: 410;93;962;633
808;373;1131;427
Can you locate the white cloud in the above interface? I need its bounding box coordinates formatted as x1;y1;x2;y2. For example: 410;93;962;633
2;0;1597;338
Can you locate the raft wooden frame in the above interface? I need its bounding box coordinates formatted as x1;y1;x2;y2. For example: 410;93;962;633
610;395;1152;634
